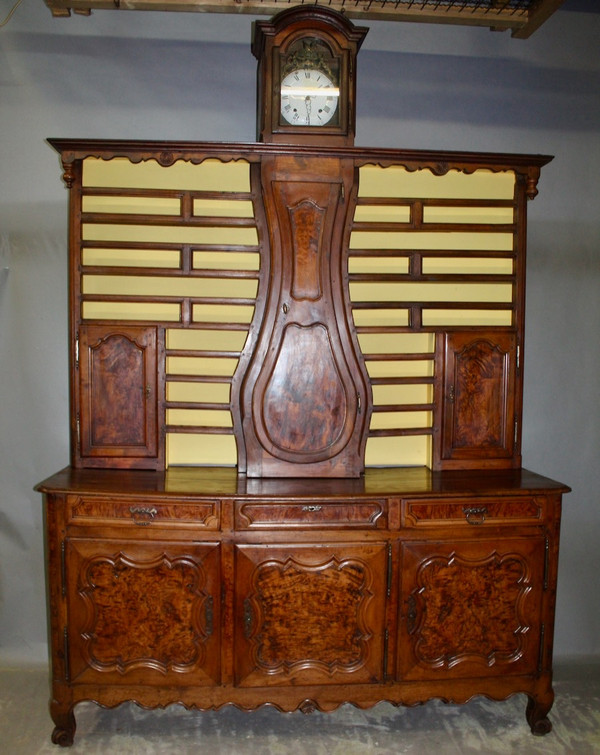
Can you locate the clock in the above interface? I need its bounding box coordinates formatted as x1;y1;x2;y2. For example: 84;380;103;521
280;65;339;127
252;6;368;145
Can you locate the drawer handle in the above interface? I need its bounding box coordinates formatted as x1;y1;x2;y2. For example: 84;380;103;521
463;506;488;525
302;505;323;513
129;506;158;525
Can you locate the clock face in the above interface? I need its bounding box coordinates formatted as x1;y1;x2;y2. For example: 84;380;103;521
280;68;339;127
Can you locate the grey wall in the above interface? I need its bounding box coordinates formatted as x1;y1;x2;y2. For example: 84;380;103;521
0;1;598;663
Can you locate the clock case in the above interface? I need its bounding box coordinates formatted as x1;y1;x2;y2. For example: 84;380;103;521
252;6;368;146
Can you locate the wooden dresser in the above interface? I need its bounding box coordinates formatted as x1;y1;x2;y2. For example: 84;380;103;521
37;137;569;745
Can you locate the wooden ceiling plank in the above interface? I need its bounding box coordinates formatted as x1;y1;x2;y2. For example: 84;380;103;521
42;0;564;37
511;0;566;38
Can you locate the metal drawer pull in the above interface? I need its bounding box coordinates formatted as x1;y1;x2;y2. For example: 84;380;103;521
462;506;488;525
302;505;323;512
129;506;158;525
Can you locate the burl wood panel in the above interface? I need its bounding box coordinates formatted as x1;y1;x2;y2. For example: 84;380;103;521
399;537;545;680
235;543;387;686
263;324;348;453
290;198;324;300
454;340;507;447
66;539;220;685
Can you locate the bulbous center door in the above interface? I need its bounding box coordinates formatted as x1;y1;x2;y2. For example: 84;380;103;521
240;156;370;477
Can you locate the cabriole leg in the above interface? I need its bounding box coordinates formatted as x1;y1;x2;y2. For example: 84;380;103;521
50;699;76;747
526;692;553;736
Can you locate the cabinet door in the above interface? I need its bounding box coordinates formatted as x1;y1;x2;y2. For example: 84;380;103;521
398;537;545;680
235;543;387;686
78;325;161;469
435;331;518;470
65;538;220;686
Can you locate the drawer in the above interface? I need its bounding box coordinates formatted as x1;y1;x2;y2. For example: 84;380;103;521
235;499;387;530
67;496;220;529
402;496;545;528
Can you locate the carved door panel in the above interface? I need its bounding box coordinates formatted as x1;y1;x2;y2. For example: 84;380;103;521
435;331;518;470
234;543;387;686
239;156;371;477
65;538;220;686
78;325;161;469
398;537;545;680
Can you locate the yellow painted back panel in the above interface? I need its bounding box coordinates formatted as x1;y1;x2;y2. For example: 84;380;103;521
78;158;519;470
358;165;515;200
83;157;251;192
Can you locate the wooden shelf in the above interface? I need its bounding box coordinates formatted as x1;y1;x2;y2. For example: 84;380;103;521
43;0;565;39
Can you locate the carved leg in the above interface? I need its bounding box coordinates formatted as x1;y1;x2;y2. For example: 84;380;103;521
50;699;76;747
526;693;553;736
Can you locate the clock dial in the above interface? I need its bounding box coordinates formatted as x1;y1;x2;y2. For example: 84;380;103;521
280;68;339;127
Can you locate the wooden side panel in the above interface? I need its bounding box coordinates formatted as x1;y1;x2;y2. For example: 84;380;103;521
78;325;161;469
398;537;545;680
235;543;387;686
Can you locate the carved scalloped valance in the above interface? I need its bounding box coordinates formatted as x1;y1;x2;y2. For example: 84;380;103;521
48;139;551;199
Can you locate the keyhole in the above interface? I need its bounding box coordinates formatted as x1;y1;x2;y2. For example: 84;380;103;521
282;302;289;315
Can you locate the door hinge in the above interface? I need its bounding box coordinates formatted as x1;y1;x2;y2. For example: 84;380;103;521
538;622;546;673
516;343;521;375
386;542;393;598
383;627;389;681
61;540;66;597
205;596;214;638
63;627;70;682
514;418;519;446
76;414;81;447
543;536;550;590
75;332;79;370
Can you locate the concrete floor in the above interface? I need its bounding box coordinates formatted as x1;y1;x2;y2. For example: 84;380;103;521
1;660;599;754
